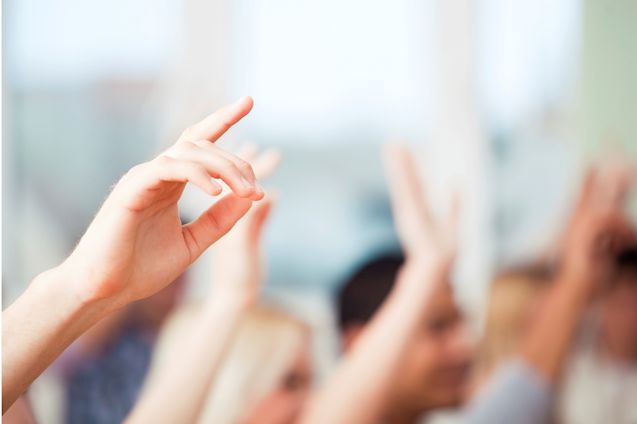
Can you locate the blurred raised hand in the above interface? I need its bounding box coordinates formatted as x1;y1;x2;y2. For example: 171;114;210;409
383;144;459;276
559;164;637;298
301;145;461;424
211;144;281;305
521;161;637;383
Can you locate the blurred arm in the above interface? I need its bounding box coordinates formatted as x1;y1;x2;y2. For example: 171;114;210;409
464;166;636;424
300;262;445;424
519;272;592;382
300;145;458;424
125;294;248;424
462;261;591;424
521;167;635;382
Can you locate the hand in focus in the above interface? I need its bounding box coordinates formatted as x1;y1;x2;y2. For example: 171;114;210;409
61;97;264;308
560;164;637;298
211;145;281;306
383;144;458;274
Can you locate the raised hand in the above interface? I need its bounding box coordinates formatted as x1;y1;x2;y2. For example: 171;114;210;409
210;145;281;305
520;162;637;383
383;144;458;273
62;96;263;308
300;145;461;424
127;146;281;424
3;97;269;412
559;164;637;298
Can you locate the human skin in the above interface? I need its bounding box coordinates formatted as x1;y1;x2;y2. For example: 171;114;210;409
300;145;462;424
2;97;263;413
126;145;281;424
522;166;637;382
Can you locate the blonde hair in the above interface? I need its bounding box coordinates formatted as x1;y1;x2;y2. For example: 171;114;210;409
474;265;552;381
149;303;309;424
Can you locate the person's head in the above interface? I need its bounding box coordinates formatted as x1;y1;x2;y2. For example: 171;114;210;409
471;264;552;389
337;253;471;415
151;304;312;424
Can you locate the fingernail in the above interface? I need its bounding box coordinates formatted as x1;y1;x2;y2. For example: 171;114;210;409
255;183;264;195
236;96;253;107
210;179;223;194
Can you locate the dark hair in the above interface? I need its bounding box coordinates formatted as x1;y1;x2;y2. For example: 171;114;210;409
615;246;637;285
337;253;404;330
617;247;637;271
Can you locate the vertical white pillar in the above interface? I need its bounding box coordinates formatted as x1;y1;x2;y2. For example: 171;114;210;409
155;0;234;143
427;0;493;320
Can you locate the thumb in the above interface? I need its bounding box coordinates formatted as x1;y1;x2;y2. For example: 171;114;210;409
182;194;253;261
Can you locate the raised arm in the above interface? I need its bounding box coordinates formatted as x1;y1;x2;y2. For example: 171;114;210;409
126;146;280;424
465;166;636;424
521;166;636;381
2;97;263;413
300;144;458;424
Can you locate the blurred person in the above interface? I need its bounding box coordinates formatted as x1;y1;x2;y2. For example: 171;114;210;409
300;144;472;424
2;97;265;412
149;304;312;424
469;264;552;392
336;252;471;419
56;274;186;424
425;265;552;424
126;146;303;424
557;261;637;423
303;148;637;424
467;164;637;424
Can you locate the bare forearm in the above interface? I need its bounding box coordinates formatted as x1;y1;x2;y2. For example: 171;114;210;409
521;276;590;382
126;295;247;424
2;267;113;412
301;262;440;424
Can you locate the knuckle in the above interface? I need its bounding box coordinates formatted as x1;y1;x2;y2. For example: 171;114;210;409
192;163;208;176
193;139;211;148
124;162;147;178
221;117;233;132
153;155;174;166
216;157;235;172
180;126;194;140
180;140;199;152
236;158;253;173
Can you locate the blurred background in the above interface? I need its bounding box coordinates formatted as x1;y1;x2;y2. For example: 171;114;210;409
3;0;637;422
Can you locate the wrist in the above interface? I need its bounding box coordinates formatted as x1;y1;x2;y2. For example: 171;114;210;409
394;257;450;300
402;255;451;282
205;288;254;312
44;261;123;317
24;266;114;338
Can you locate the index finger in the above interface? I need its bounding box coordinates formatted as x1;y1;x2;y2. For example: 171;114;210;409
178;96;254;144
